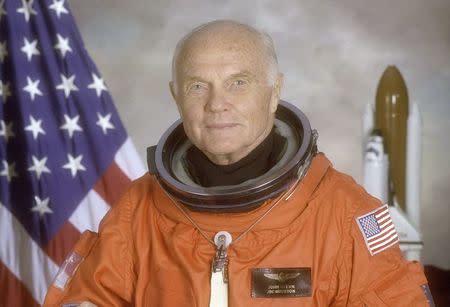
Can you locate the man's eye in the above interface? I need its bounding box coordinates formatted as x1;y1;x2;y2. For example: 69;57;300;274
187;83;207;93
229;79;248;90
190;83;205;90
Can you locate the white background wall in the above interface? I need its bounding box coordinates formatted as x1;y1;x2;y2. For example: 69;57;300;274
69;0;450;269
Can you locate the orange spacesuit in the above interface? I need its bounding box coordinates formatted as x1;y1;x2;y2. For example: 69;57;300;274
44;154;431;306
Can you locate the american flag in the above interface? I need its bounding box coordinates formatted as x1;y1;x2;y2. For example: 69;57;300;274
0;0;145;305
356;204;399;256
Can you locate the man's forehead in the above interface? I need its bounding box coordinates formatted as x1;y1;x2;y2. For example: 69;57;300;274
181;37;261;58
181;66;258;82
178;50;264;80
177;24;264;61
178;40;266;71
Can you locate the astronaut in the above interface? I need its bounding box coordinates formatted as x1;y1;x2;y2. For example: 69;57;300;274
44;20;433;306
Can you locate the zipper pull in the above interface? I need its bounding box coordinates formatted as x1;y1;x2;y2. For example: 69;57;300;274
209;231;232;307
212;232;230;282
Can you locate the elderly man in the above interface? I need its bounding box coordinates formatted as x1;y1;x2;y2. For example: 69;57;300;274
44;20;433;306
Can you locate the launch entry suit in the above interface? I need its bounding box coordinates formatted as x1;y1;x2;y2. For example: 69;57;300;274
44;153;431;306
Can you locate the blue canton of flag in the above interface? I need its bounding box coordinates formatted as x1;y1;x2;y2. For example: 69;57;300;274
0;0;144;305
356;204;399;256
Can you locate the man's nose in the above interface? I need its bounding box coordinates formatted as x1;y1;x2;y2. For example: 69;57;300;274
205;88;228;112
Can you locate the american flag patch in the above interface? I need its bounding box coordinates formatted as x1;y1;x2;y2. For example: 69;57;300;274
356;204;399;255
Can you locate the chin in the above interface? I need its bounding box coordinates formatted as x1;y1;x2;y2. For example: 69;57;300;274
204;142;244;157
205;145;240;156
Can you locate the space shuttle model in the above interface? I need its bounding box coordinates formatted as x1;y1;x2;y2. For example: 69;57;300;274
362;66;422;261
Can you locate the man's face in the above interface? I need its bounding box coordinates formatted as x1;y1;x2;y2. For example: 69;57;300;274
171;35;283;165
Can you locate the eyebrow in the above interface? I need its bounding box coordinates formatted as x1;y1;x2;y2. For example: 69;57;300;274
183;70;257;82
183;76;209;84
181;70;259;90
227;71;256;80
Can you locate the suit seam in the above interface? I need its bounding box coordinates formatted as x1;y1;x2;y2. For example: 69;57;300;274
122;190;134;302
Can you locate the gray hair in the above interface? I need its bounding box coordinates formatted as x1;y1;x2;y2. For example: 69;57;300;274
171;20;279;89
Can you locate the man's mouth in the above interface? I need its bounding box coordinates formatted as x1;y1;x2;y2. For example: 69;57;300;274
205;123;238;129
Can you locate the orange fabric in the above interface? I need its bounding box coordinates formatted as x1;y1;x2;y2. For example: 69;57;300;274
43;154;430;306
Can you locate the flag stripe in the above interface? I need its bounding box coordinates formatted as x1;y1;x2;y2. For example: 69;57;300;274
372;237;399;254
375;207;389;217
43;221;82;266
0;261;39;307
379;219;391;229
0;203;59;305
370;233;398;250
114;138;146;179
377;213;390;224
94;161;132;206
68;189;111;233
368;228;397;246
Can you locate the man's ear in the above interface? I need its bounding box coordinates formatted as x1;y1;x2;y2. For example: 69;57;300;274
270;73;284;113
169;81;184;115
169;81;177;101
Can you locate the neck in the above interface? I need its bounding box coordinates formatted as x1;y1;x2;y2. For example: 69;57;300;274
203;125;274;166
184;127;287;187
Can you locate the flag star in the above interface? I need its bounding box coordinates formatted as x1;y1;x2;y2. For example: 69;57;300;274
16;0;37;22
31;196;53;217
96;112;115;134
0;160;18;182
25;115;45;140
54;33;72;57
87;73;108;97
0;0;7;23
60;114;83;138
0;120;15;143
1;80;12;103
56;74;78;98
62;153;86;177
49;0;68;18
0;40;7;63
23;76;43;101
20;37;40;61
28;155;51;179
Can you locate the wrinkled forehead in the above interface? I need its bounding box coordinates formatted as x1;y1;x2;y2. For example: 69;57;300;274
175;31;268;77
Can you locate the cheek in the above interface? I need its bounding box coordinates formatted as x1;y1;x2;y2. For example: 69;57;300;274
246;100;272;130
180;110;204;143
183;117;201;137
179;102;203;125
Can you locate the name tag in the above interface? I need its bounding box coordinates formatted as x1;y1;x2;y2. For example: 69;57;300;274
251;267;312;298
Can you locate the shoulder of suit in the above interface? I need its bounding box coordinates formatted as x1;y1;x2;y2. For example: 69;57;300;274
316;167;384;221
111;173;159;217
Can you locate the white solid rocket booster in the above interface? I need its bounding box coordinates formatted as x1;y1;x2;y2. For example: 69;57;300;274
406;103;422;229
